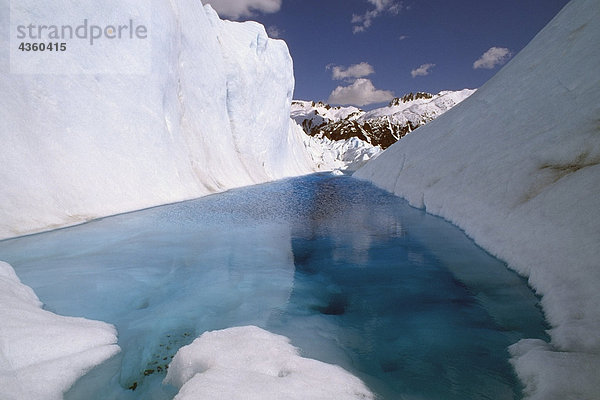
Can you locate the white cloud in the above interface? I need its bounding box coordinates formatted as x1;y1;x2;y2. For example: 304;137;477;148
352;0;403;33
203;0;282;19
267;25;283;38
398;35;409;41
328;62;375;80
328;78;394;106
473;47;512;69
411;63;435;78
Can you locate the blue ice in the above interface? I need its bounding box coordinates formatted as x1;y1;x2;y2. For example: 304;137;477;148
0;173;548;399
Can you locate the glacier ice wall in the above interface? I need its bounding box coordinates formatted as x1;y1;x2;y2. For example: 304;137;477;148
0;0;315;240
355;0;600;398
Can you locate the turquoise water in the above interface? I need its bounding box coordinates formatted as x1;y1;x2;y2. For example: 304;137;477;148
0;173;548;399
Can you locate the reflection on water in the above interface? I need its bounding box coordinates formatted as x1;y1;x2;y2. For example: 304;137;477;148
0;173;548;399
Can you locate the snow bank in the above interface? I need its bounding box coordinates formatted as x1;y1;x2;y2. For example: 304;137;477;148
0;0;315;240
355;0;600;397
0;261;119;400
164;326;374;400
509;339;600;400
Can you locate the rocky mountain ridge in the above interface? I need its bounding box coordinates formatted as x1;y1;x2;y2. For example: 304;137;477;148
292;89;475;149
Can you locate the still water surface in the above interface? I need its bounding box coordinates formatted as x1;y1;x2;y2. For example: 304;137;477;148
0;173;548;399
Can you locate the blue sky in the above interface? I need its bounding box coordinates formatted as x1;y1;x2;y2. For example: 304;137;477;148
205;0;570;108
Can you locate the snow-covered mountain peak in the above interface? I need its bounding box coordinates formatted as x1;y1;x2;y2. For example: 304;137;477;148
363;88;476;120
293;88;475;149
291;100;364;123
388;91;434;106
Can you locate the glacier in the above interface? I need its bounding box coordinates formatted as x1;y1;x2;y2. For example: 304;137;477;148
301;133;382;172
2;0;599;398
354;0;600;397
0;0;316;240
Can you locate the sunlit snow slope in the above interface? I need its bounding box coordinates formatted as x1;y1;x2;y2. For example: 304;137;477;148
0;0;315;240
355;0;600;398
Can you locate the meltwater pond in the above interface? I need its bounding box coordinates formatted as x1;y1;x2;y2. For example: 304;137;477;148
0;173;548;399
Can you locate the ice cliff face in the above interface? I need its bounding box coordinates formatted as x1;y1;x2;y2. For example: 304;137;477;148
0;0;315;240
355;0;600;397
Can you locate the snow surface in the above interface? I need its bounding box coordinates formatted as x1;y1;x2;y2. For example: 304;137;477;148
0;0;316;240
354;0;600;398
164;326;374;400
301;130;382;171
0;261;119;400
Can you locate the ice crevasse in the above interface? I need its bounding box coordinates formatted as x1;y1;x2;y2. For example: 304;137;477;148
354;0;600;398
0;0;316;240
